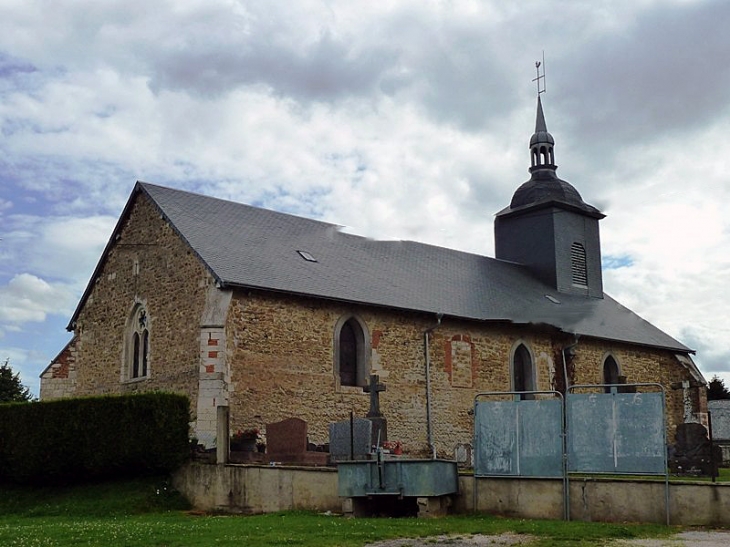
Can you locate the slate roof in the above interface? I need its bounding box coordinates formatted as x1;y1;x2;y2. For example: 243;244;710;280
505;169;604;218
68;181;689;354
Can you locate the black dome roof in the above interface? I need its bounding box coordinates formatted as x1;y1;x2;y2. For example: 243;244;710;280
510;170;601;216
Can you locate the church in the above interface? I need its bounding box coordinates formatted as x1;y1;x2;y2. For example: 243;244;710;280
40;97;707;456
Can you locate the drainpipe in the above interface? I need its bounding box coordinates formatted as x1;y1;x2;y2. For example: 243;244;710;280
561;335;579;394
560;334;579;522
424;313;443;460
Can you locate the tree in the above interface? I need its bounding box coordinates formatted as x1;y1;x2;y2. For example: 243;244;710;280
707;375;730;401
0;358;32;403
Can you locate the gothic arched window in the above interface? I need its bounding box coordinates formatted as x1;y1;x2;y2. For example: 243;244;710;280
334;316;369;388
126;305;150;380
512;343;535;400
603;355;620;393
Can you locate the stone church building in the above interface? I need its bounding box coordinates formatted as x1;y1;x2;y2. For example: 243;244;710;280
41;98;706;456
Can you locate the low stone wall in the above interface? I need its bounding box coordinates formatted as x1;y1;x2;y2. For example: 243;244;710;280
174;463;730;525
173;462;340;514
462;477;730;526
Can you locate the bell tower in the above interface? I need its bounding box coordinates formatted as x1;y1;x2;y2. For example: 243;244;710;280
494;96;605;298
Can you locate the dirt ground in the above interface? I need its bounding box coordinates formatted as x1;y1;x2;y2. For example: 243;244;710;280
365;534;534;546
364;530;730;546
612;531;730;546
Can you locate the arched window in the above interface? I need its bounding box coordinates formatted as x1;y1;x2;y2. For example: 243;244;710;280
334;316;369;388
126;305;150;380
540;146;549;165
603;355;620;393
512;343;535;400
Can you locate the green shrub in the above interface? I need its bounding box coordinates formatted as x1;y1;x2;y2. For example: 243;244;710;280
0;393;190;485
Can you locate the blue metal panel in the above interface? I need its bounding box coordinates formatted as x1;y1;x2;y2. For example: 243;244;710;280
474;399;563;477
337;459;459;497
567;392;665;474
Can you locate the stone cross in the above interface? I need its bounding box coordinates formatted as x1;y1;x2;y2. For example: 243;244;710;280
364;374;386;418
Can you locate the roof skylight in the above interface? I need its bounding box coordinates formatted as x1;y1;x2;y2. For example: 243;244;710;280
297;250;318;263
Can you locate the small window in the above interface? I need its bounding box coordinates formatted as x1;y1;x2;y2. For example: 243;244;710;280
334;316;369;387
570;242;588;287
297;250;317;262
603;356;620;393
126;305;150;380
339;320;357;385
512;343;535;400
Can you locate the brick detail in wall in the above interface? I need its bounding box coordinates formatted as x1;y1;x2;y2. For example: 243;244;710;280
444;334;474;388
40;336;79;400
196;327;229;448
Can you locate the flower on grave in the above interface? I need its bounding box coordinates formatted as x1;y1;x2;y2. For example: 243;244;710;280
231;428;260;442
382;440;403;455
230;428;262;452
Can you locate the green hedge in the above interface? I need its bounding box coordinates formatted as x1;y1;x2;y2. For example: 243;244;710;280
0;392;190;485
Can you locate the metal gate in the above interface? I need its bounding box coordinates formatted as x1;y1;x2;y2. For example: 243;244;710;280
473;384;669;523
474;391;564;478
567;386;667;474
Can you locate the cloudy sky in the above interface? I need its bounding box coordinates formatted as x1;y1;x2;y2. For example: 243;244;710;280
1;0;729;396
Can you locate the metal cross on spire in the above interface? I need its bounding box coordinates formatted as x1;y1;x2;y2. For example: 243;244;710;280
532;51;546;96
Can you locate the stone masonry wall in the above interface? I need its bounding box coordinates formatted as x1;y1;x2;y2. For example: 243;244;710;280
226;290;701;457
40;336;79;400
66;193;210;413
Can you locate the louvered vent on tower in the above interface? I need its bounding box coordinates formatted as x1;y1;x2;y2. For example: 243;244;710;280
571;242;588;287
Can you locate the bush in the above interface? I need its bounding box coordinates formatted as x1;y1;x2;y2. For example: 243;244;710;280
0;392;190;485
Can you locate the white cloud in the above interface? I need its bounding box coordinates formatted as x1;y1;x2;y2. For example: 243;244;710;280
1;214;116;286
0;273;75;326
1;0;729;392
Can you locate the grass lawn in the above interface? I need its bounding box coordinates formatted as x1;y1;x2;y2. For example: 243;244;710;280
0;476;683;547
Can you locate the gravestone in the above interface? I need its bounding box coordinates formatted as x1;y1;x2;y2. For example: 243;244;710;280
364;374;388;447
454;443;473;468
265;417;329;466
267;417;307;456
669;422;720;476
329;417;373;460
709;400;730;465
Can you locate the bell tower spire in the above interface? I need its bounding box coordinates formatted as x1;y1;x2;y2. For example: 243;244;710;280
529;57;556;171
530;96;556;171
494;62;606;299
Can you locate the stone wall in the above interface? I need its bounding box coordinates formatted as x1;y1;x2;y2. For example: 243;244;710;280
40;336;78;400
174;462;730;525
55;192;209;415
225;290;701;457
173;462;340;514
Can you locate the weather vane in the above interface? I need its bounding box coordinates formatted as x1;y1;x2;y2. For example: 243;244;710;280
533;51;546;96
